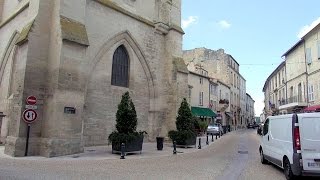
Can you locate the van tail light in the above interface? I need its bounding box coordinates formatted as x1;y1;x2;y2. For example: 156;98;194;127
294;127;301;151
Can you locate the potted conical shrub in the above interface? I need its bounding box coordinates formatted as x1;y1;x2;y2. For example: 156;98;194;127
108;92;146;154
168;98;197;147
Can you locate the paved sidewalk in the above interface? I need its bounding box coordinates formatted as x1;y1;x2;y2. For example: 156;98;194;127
0;132;233;160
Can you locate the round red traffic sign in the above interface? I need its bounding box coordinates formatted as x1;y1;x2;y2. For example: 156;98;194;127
26;96;37;105
22;109;37;123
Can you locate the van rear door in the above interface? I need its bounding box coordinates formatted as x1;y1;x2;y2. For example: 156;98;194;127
299;114;320;171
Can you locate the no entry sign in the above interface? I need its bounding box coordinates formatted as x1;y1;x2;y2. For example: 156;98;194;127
22;109;37;123
26;96;37;105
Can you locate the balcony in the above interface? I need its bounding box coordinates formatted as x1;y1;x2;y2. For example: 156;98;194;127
279;95;308;110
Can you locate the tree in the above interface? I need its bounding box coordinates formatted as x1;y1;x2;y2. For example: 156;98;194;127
176;98;194;131
115;92;137;134
108;92;145;145
168;98;196;145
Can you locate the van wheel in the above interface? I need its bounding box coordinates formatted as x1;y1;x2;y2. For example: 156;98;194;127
284;158;297;180
260;149;268;164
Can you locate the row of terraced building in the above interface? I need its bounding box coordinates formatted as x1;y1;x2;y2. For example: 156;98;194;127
263;23;320;117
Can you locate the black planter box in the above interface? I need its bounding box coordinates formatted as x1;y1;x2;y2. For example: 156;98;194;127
112;136;143;154
176;137;196;148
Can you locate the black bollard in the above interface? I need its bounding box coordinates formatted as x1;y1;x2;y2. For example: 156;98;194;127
198;138;201;149
120;143;125;159
206;134;209;145
212;134;214;142
173;141;177;154
216;134;218;140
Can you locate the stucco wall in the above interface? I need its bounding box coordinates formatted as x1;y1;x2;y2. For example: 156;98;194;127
188;72;209;108
304;26;320;105
286;44;306;82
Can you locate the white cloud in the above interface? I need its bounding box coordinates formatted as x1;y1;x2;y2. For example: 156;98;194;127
182;16;198;29
218;20;231;29
297;17;320;38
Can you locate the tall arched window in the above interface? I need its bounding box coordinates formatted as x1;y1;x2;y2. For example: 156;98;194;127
111;45;129;87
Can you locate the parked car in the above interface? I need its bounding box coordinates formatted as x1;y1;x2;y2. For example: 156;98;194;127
207;123;223;137
247;123;254;129
259;113;320;180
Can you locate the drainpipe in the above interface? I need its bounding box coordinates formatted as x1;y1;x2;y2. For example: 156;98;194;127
303;39;309;106
208;79;211;123
281;56;287;114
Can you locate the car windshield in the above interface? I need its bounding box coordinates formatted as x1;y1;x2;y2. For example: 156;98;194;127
209;124;219;127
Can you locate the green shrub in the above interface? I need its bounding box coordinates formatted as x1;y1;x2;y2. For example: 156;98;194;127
108;92;146;144
176;98;194;131
168;130;196;145
193;117;200;130
168;98;196;144
198;121;208;131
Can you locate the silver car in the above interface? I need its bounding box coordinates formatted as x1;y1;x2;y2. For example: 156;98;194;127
207;123;223;137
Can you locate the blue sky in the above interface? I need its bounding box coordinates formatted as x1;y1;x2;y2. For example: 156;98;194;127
181;0;320;116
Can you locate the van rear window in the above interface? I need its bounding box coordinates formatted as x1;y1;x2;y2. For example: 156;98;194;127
270;118;291;141
300;117;320;141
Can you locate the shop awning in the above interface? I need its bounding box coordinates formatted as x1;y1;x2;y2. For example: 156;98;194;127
225;112;233;118
191;107;216;117
303;105;320;112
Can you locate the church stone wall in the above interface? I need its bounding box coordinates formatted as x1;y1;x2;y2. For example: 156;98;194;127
1;0;185;157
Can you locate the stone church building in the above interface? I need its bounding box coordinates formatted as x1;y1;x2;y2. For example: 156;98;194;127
0;0;188;157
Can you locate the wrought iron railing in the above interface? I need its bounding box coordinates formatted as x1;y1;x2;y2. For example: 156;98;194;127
279;95;306;106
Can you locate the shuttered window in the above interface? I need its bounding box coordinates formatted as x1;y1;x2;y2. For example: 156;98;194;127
306;48;312;64
317;41;320;59
199;92;203;106
308;84;314;101
111;45;129;87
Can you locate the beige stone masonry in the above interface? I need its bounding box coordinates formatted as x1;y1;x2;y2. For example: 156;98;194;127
60;16;89;46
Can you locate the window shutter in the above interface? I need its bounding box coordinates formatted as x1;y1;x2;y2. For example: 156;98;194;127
311;85;314;101
306;48;312;64
201;92;204;105
318;41;320;59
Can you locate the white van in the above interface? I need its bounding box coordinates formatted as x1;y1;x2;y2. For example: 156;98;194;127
259;113;320;180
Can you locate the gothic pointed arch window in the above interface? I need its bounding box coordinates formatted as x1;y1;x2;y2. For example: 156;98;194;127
111;45;129;87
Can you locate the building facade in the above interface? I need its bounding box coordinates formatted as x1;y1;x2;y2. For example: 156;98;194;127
246;93;255;124
227;55;241;129
239;74;246;127
263;61;288;116
187;63;216;122
263;22;320;117
217;80;231;127
303;24;320;108
183;48;245;130
209;78;219;113
0;0;187;157
281;41;308;114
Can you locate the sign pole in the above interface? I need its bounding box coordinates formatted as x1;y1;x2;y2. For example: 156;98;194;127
25;124;31;156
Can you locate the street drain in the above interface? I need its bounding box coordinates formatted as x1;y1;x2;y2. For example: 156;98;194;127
238;151;248;154
87;149;96;152
72;155;80;158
